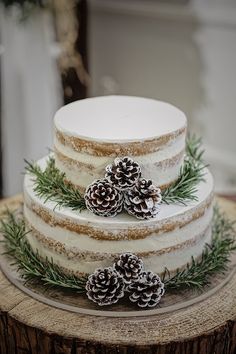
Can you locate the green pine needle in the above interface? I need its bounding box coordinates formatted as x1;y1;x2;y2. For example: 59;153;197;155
25;156;86;211
25;135;207;211
163;206;236;290
1;207;235;293
185;134;205;162
162;134;206;205
0;210;87;292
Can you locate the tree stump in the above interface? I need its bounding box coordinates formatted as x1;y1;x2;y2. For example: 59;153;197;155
0;195;236;354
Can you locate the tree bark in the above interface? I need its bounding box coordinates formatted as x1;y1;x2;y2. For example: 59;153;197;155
0;314;236;354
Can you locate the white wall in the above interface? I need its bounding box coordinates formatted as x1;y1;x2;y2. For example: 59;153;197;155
88;0;236;193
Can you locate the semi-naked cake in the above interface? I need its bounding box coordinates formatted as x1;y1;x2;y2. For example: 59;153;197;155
23;96;214;277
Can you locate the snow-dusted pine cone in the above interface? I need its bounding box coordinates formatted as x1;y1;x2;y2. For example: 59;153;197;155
113;253;144;285
86;267;125;306
105;156;141;191
85;179;123;217
127;271;165;308
124;178;162;220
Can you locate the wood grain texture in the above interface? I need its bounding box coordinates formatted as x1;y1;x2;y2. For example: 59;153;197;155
0;195;236;354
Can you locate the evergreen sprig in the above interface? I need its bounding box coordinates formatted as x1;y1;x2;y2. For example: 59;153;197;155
1;207;235;293
25;135;207;211
25;157;86;211
0;211;87;292
185;134;205;162
161;135;206;205
162;206;236;290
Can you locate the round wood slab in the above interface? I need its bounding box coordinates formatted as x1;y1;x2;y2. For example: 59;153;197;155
0;195;236;354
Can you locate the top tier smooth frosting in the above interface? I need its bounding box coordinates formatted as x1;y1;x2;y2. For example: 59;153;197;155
54;96;187;191
55;96;186;142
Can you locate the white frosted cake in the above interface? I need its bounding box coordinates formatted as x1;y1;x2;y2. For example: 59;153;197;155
54;96;186;191
23;96;214;277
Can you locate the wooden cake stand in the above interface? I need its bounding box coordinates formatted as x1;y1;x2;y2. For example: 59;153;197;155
0;195;236;354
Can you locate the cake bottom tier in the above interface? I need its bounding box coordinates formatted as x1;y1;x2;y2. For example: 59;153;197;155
25;219;212;277
23;156;214;277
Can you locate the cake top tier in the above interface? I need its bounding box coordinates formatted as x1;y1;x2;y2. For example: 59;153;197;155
54;96;187;142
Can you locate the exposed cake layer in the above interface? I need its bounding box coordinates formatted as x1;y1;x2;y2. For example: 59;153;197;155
24;156;214;276
54;96;187;191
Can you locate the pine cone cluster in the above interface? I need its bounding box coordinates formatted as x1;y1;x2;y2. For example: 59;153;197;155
84;156;162;220
86;253;165;308
105;157;141;190
85;179;123;217
124;178;162;220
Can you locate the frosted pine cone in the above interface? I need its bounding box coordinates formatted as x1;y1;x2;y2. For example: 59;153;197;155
124;178;162;219
85;179;123;217
113;253;144;285
127;271;165;308
86;267;125;306
105;156;141;191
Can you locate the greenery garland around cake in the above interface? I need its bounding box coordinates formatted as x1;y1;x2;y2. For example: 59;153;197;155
0;135;235;308
24;135;206;216
1;206;236;308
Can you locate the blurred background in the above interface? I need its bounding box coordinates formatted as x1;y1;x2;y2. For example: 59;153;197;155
0;0;236;197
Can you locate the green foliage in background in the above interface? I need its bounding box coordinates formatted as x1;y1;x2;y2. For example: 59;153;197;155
0;0;45;7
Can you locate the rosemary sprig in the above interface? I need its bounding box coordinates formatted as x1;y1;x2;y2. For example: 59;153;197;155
161;135;206;205
163;206;236;290
25;156;86;211
0;211;87;292
185;134;205;163
1;207;235;293
25;135;207;211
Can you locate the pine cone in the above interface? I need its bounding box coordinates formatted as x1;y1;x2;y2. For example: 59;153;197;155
105;156;141;191
124;178;162;220
113;253;144;285
127;271;165;308
85;179;123;217
86;267;125;306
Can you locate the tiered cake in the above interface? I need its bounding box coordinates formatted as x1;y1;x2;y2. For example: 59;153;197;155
23;96;214;277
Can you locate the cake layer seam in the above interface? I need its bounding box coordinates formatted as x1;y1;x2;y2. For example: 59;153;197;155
55;126;187;157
